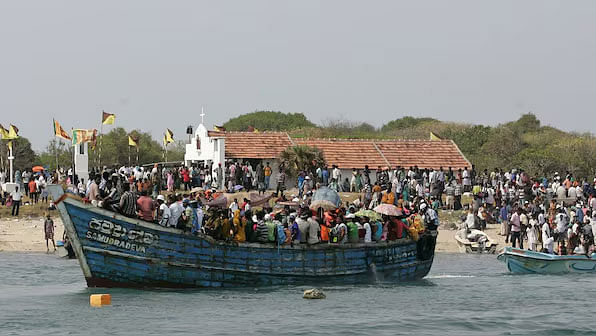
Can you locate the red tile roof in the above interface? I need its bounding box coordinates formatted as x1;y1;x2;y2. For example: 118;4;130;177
207;132;470;169
208;131;293;159
294;139;387;169
375;140;470;170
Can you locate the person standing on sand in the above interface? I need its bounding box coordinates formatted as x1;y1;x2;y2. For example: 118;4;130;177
44;214;56;253
11;186;22;216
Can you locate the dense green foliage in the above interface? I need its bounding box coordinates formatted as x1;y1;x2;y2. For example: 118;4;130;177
279;145;326;177
0;137;38;172
232;112;596;179
223;111;315;131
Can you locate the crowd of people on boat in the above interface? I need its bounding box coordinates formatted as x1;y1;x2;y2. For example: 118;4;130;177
458;168;596;256
46;162;441;246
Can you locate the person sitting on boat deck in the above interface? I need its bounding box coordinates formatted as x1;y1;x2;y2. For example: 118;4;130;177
361;216;372;243
372;218;383;242
420;202;439;231
219;210;233;241
136;190;155;222
191;200;203;234
180;199;194;232
307;211;320;245
245;211;258;243
265;214;277;243
119;182;137;218
289;213;300;244
233;209;246;243
168;194;184;228
296;208;310;244
332;215;348;244
256;211;269;243
156;195;170;227
345;213;359;243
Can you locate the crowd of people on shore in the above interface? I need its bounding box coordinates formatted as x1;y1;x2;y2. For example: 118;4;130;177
458;169;596;256
4;161;595;255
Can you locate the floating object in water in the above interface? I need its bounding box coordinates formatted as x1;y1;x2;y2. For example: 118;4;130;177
303;288;326;299
498;247;596;274
454;229;498;254
90;294;111;307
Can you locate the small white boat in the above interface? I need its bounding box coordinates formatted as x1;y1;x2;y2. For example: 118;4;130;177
454;229;498;254
498;247;596;274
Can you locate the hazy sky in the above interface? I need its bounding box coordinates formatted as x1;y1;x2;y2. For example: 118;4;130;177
1;1;595;150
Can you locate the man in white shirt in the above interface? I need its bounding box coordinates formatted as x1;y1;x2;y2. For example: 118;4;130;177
229;198;239;213
156;195;171;227
11;186;23;216
168;195;184;228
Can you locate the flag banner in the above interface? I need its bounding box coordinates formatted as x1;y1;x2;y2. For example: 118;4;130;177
165;129;174;143
163;134;168;146
7;141;12;151
102;111;115;125
213;125;226;132
53;119;72;140
253;128;260;133
430;132;442;141
128;135;139;147
72;129;98;146
0;124;9;139
9;125;19;138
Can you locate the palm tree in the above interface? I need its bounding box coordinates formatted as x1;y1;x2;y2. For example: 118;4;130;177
279;145;325;177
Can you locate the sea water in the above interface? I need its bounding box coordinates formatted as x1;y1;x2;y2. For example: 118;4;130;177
1;253;595;336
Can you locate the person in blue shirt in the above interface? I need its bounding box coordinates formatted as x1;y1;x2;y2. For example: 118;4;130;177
322;167;329;186
500;205;509;240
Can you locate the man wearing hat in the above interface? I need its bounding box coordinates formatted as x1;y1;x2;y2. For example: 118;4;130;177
156;195;170;227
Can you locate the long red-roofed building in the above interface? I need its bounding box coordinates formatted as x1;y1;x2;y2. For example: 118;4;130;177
186;124;470;189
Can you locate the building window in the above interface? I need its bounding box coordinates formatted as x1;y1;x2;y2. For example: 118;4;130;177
79;144;85;155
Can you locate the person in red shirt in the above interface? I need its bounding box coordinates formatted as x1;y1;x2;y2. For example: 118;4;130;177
28;179;38;204
136;190;156;222
181;167;191;191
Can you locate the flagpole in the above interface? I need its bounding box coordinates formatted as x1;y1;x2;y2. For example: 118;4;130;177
128;145;131;166
71;128;76;186
8;142;14;184
99;110;104;169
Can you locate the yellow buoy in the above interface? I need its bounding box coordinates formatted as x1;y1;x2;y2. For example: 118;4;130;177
90;294;111;307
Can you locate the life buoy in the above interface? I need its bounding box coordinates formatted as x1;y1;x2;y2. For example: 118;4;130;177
417;234;436;261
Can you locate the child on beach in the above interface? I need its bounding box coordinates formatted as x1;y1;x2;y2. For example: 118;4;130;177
44;214;56;253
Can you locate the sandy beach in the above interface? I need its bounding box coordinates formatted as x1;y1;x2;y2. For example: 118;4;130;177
0;217;65;252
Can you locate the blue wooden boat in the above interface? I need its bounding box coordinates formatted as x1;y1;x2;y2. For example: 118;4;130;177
497;246;596;274
48;185;437;288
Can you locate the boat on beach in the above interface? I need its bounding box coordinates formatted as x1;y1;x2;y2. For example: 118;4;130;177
48;185;437;288
454;229;498;254
497;246;596;274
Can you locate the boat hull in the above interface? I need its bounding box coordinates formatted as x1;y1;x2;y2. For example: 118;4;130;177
49;186;436;288
497;247;596;274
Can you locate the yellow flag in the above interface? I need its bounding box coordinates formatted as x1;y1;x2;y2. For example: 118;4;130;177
163;134;168;146
430;132;442;141
102;111;115;125
165;129;174;143
128;135;138;147
0;124;9;139
253;128;260;133
7;141;12;151
8;125;19;139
